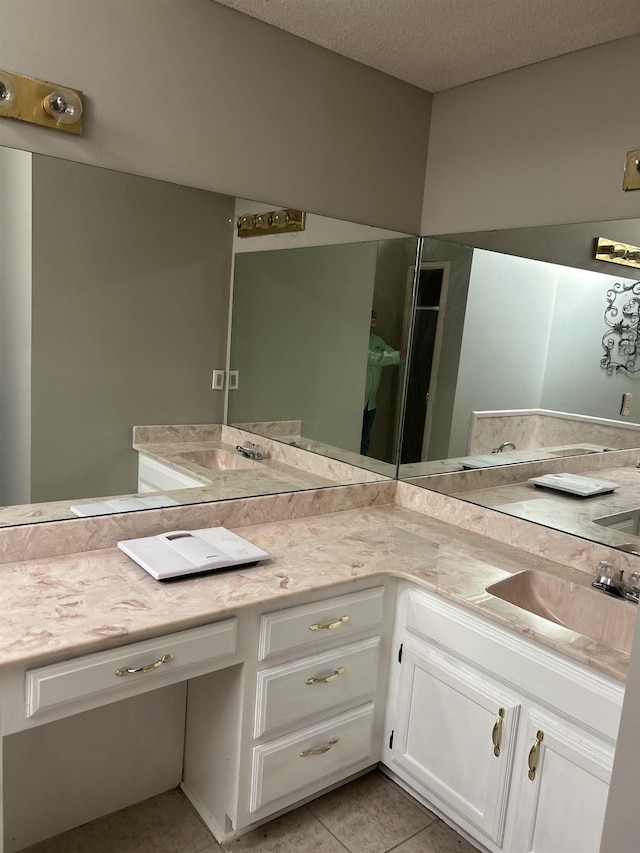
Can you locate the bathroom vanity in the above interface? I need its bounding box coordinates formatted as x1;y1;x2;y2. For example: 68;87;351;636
0;486;631;852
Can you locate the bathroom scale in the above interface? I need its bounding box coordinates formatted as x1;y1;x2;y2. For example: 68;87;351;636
528;473;619;497
118;527;270;580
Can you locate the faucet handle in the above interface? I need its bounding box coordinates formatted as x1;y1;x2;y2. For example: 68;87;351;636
594;560;614;582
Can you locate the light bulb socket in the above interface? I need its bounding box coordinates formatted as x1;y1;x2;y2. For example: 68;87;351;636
254;213;272;229
238;214;256;230
0;71;17;110
42;87;83;124
272;210;291;228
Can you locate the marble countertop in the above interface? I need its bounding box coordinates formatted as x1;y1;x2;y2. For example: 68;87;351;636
399;443;611;476
0;503;632;682
449;463;640;551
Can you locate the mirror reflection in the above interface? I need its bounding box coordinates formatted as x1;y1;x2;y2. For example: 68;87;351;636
398;225;640;556
0;148;411;527
228;226;417;475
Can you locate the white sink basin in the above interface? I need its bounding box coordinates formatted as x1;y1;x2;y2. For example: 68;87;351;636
486;570;636;654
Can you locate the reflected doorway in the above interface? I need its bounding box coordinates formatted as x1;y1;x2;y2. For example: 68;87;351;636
401;262;450;463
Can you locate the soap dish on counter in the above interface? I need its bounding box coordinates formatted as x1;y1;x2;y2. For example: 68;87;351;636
528;473;620;497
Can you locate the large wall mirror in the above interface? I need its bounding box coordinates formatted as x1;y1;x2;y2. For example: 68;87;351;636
0;146;415;527
398;219;640;557
4;144;640;565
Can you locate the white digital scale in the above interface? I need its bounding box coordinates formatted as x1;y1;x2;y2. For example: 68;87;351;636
528;473;620;497
70;495;180;517
117;527;270;580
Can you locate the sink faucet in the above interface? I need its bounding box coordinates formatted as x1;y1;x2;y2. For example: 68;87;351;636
235;442;264;461
592;561;640;603
491;441;517;453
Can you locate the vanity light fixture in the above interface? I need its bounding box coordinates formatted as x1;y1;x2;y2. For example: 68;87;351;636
236;208;305;238
594;237;640;270
0;69;83;135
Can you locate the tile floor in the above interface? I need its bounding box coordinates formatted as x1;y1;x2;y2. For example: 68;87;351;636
19;770;478;853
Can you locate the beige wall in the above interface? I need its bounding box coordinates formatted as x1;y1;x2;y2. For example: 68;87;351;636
230;242;378;452
0;0;431;234
422;35;640;235
29;157;234;502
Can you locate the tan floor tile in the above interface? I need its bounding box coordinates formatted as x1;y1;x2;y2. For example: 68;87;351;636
18;826;96;853
307;772;434;853
221;806;348;852
81;789;218;853
392;820;479;852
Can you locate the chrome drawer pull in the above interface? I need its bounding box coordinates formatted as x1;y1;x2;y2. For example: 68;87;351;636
492;708;505;757
115;653;174;677
309;615;350;632
300;736;339;757
305;667;345;685
528;730;544;780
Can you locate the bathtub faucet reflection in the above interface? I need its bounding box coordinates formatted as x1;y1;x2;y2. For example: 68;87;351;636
491;441;517;453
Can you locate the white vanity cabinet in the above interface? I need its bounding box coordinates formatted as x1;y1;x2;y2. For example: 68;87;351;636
1;618;242;853
230;585;393;834
382;583;624;853
137;452;205;491
388;634;521;846
505;708;614;853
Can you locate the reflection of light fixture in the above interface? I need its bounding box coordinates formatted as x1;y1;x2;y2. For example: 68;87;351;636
254;212;271;229
238;214;256;230
271;209;291;228
236;208;305;238
0;69;83;134
594;237;640;270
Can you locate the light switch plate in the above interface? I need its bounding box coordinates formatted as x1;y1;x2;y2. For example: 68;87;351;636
212;369;225;390
229;370;239;390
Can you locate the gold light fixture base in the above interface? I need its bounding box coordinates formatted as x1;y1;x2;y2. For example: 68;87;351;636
0;70;83;135
237;208;305;238
623;150;640;191
594;237;640;269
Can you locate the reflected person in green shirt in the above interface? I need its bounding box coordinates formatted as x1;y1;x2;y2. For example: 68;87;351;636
361;309;406;455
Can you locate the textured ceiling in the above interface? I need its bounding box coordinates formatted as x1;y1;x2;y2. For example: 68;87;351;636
212;0;640;92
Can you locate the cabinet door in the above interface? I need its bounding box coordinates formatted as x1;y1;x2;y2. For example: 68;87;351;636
389;638;520;846
508;710;614;853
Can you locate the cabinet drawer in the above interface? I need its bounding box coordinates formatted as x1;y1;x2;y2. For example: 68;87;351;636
249;702;375;813
258;587;384;661
26;619;237;720
254;637;380;737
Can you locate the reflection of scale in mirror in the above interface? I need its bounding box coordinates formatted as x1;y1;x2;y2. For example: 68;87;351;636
0;146;412;526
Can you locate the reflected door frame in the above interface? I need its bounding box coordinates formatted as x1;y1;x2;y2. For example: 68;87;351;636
396;261;451;463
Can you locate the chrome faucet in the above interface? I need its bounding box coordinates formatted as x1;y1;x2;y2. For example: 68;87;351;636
491;441;517;453
235;442;264;461
592;561;640;604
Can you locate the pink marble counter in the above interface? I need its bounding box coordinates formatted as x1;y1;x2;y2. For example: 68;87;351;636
0;501;632;682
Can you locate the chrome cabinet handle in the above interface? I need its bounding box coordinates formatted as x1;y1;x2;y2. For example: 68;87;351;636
492;708;505;757
528;730;544;780
300;736;339;757
305;667;345;685
309;615;350;632
115;653;174;677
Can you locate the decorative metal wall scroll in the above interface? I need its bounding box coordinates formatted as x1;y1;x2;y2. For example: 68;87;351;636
601;280;640;375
